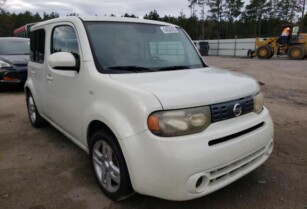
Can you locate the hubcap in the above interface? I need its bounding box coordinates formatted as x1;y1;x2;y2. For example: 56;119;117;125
93;140;120;193
259;48;268;57
28;96;36;123
291;49;300;58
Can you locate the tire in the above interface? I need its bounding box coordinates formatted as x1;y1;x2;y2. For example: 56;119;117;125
26;92;47;127
288;45;305;60
268;45;274;59
90;131;133;201
256;45;272;59
247;49;255;58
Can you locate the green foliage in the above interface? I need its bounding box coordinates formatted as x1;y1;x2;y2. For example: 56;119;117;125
43;12;59;20
144;10;160;20
67;13;79;17
123;13;137;18
223;0;244;21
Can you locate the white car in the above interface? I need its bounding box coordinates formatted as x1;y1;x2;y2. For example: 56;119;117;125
25;16;274;201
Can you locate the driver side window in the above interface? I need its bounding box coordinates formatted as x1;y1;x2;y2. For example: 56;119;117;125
51;25;80;68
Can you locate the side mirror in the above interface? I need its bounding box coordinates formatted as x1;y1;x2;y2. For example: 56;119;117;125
47;52;78;71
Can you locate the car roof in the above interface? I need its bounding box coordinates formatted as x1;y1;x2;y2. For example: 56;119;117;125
32;16;176;30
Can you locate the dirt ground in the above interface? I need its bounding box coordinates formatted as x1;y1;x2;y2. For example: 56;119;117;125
0;56;306;209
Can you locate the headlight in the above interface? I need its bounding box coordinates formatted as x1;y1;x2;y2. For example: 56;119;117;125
148;106;211;137
253;92;264;114
0;60;11;68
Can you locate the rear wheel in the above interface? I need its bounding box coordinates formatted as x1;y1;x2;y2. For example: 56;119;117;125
26;92;47;127
288;45;305;60
268;46;274;58
90;131;133;201
256;45;272;59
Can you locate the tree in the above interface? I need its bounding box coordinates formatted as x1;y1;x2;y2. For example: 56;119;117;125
188;0;198;17
144;10;160;20
243;0;268;36
298;0;306;27
43;12;59;20
206;0;224;38
223;0;244;38
274;0;300;22
223;0;243;22
67;12;79;16
123;13;137;18
0;0;6;12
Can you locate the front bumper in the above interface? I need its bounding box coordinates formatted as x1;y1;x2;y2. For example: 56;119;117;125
0;69;27;88
121;107;274;200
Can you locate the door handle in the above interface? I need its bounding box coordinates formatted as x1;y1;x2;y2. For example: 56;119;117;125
46;75;53;81
30;70;35;75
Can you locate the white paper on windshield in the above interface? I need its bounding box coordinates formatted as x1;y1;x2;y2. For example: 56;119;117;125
160;26;179;34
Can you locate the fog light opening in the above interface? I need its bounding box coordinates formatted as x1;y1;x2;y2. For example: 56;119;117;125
187;173;210;194
194;175;208;193
196;176;203;188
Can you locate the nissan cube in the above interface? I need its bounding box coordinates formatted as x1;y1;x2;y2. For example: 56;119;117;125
25;16;274;201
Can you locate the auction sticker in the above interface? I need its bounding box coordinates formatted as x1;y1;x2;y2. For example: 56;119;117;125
160;26;178;33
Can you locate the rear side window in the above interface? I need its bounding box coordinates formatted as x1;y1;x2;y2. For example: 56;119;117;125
51;25;80;67
30;29;45;63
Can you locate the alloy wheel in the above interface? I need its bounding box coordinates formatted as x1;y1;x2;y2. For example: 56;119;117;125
93;140;121;193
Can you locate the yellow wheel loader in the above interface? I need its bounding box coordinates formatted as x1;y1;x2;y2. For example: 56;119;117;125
248;25;307;60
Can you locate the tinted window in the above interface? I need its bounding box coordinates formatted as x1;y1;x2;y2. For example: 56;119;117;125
51;25;80;67
0;39;30;55
30;29;45;63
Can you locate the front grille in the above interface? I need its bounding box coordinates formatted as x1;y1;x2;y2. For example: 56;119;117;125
210;97;254;123
208;145;266;188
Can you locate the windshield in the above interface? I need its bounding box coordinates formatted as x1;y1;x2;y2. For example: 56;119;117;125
0;39;30;55
85;22;205;73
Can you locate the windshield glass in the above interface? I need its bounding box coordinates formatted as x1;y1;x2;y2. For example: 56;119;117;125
0;39;30;55
85;22;205;73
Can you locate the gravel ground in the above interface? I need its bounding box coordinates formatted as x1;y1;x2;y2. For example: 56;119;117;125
0;56;306;209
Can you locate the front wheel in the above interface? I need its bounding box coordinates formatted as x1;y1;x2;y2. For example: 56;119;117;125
90;131;133;201
256;45;272;59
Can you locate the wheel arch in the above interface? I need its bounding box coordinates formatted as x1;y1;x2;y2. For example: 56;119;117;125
87;120;117;148
25;86;30;96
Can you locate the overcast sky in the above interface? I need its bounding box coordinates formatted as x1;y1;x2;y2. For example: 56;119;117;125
5;0;197;18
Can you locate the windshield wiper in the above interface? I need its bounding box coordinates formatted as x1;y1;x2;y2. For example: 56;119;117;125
106;66;153;73
157;65;190;71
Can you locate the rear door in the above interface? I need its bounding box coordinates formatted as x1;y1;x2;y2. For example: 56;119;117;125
28;29;48;116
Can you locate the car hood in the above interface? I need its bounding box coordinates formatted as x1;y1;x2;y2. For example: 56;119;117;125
0;55;29;65
110;67;260;109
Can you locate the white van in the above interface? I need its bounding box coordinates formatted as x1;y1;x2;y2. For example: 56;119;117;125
25;16;274;201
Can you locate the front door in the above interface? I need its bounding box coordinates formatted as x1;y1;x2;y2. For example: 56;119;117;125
45;23;84;141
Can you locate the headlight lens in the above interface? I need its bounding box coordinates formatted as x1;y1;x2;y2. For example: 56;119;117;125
148;106;211;137
253;92;264;114
0;60;11;68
